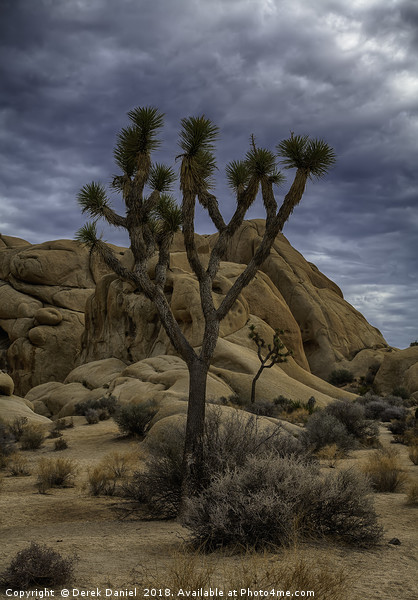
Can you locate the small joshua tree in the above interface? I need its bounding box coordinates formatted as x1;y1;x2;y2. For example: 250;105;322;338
248;324;291;404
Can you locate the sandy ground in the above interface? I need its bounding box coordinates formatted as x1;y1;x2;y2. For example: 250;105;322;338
0;419;417;600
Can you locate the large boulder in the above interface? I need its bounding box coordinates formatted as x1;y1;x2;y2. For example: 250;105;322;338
0;221;401;405
218;220;388;378
0;237;127;394
374;346;418;396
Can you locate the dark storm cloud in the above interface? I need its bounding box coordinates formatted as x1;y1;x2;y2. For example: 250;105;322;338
0;0;417;347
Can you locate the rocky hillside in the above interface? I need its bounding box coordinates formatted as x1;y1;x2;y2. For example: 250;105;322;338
0;220;417;424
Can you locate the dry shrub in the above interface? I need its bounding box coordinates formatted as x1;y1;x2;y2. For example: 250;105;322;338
113;400;158;437
361;447;408;492
7;453;30;476
125;408;307;518
20;425;45;450
88;451;135;496
54;437;68;451
133;548;350;600
36;457;77;493
278;407;310;424
8;416;29;440
183;457;382;549
0;421;15;468
0;541;76;589
405;481;418;506
407;444;418;465
316;443;343;468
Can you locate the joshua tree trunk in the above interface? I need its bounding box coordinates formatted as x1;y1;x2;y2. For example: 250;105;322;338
179;357;209;513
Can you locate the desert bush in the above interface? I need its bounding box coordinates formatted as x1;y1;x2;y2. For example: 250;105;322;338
0;421;16;467
48;429;63;439
0;541;76;589
303;412;355;452
361;447;408;492
75;395;118;420
245;398;277;417
19;425;45;450
328;369;354;386
304;399;378;452
388;418;407;436
408;444;418;465
54;437;68;451
113;400;158;437
87;451;134;496
405;481;418;506
391;386;410;400
125;409;309;518
183;455;382;549
325;399;378;441
7;453;30;476
36;457;77;493
316;443;343;468
8;416;29;440
273;395;303;413
84;408;100;425
87;464;118;496
54;418;73;431
381;405;408;422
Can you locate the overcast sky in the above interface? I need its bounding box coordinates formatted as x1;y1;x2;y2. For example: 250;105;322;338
0;0;417;349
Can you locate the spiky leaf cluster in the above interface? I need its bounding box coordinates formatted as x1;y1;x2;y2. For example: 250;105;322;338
179;116;219;192
114;106;164;176
74;221;101;246
77;182;109;218
277;134;336;178
151;194;183;236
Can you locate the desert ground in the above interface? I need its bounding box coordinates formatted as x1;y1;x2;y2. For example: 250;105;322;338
0;417;417;600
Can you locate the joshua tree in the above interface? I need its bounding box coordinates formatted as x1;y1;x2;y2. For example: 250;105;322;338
248;324;291;404
76;106;336;505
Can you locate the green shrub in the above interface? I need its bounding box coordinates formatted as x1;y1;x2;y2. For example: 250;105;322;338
54;438;68;451
75;395;118;420
113;400;158;437
328;369;354;386
19;425;45;451
183;456;382;549
1;541;76;589
84;408;100;425
391;386;410;400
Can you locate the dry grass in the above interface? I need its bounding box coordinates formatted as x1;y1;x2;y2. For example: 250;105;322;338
316;443;344;467
405;481;418;506
132;547;351;600
278;407;310;424
7;453;30;476
407;444;418;465
36;457;77;493
87;451;136;496
361;447;408;492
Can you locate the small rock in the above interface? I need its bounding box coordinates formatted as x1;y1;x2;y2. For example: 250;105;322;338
388;538;401;545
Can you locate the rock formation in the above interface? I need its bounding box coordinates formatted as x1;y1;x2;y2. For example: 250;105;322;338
1;220;416;426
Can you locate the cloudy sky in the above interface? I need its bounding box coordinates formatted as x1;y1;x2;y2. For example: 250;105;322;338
0;0;417;349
